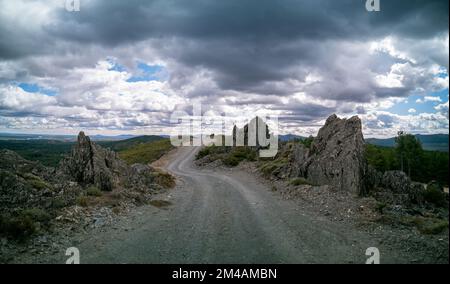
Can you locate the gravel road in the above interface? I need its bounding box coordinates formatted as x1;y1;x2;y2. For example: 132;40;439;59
58;146;408;264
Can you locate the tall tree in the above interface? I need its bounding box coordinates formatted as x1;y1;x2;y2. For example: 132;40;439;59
395;131;424;177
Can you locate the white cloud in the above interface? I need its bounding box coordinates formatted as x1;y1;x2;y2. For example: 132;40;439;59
435;100;449;119
416;96;443;103
361;110;449;138
0;2;448;137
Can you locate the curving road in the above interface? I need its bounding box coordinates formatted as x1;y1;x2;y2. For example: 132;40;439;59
63;146;403;264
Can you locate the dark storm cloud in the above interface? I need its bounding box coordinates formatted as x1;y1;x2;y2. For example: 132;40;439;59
25;0;444;99
0;0;448;135
48;0;448;44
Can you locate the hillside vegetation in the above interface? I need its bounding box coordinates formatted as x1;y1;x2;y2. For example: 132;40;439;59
365;144;448;186
0;135;169;167
0;140;74;167
118;139;174;165
98;135;164;152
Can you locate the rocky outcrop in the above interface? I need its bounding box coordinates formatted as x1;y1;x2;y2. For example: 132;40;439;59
367;170;426;205
58;132;130;191
288;143;309;177
0;149;82;214
381;171;411;193
304;114;367;195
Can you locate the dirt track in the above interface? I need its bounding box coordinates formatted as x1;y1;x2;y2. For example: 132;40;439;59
52;146;416;264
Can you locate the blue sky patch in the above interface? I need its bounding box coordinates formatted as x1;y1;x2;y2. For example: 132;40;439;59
18;83;57;96
387;88;448;115
126;62;165;82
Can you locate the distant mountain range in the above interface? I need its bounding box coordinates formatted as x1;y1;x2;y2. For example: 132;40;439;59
0;133;138;142
279;134;305;142
280;133;448;152
365;134;449;152
2;132;448;152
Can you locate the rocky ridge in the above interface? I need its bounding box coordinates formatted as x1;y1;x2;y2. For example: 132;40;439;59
0;131;168;262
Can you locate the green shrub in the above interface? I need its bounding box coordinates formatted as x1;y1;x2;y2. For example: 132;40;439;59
290;178;313;186
375;202;387;214
51;197;67;209
0;210;46;239
223;156;240;167
76;195;89;207
5;215;37;239
423;187;447;208
408;216;448;235
419;220;448;235
149;199;173;208
20;208;51;224
259;163;278;176
196;145;229;161
300;136;314;149
86;186;102;197
196;147;211;159
153;171;176;188
230;147;257;161
258;158;288;177
26;176;53;191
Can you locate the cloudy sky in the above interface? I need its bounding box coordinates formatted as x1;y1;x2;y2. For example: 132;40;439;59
0;0;448;137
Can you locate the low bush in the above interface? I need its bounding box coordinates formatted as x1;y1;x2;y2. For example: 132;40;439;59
258;158;288;177
196;147;211;160
23;174;53;191
0;208;51;239
76;195;89;207
153;171;176;189
20;208;51;224
423;187;447;208
289;178;313;186
375;202;387;214
409;216;448;235
223;156;240;167
86;186;102;197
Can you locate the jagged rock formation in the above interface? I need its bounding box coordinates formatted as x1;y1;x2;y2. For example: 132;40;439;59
58;132;130;191
305;114;367;195
1;132;161;222
286;114;367;195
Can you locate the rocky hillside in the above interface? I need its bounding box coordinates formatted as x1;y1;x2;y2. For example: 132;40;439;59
0;132;171;242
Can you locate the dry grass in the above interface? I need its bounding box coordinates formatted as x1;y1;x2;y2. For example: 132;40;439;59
153;170;176;189
149;199;173;208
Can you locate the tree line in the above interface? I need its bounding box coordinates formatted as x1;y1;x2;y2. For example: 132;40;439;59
365;132;448;186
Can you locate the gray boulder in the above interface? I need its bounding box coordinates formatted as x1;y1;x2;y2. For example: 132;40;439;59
288;143;309;177
365;165;383;189
305;114;367;195
376;171;426;205
381;171;411;193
